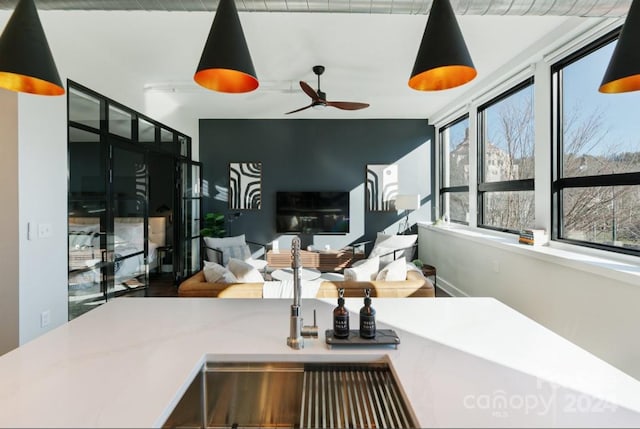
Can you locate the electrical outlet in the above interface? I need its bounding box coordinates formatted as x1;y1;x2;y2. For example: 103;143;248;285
38;223;52;239
40;310;50;328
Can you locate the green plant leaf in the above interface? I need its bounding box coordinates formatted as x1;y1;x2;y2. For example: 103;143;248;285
201;212;226;237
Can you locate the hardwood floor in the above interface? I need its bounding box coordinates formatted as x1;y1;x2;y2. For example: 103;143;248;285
127;274;179;297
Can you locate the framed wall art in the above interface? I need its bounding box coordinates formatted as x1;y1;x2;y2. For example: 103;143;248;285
366;164;398;211
229;162;262;210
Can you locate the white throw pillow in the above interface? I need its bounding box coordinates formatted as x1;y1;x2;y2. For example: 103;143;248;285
376;257;408;281
344;256;380;281
203;261;238;283
228;258;265;283
246;258;268;271
203;235;251;265
369;233;417;267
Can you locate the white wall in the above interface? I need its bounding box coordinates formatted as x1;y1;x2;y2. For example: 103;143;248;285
419;224;640;380
0;90;19;355
18;95;69;344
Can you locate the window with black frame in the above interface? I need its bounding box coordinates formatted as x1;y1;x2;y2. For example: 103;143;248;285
552;30;640;255
439;115;470;223
477;78;535;233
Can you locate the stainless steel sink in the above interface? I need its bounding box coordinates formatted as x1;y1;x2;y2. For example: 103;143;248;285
163;359;418;428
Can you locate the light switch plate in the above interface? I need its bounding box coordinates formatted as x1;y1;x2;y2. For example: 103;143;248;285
40;310;50;328
38;223;52;239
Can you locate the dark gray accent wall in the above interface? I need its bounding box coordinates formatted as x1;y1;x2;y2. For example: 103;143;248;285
199;119;435;251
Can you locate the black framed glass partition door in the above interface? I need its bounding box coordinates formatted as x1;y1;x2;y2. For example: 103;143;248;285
178;160;202;282
67;81;193;320
109;144;149;299
68;87;108;319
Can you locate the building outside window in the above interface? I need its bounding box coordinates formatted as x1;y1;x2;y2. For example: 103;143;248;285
477;79;535;232
440;115;470;223
552;31;640;254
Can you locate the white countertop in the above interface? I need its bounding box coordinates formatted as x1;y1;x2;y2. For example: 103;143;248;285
1;297;639;428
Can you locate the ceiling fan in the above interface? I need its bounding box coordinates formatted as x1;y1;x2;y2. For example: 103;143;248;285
285;65;370;115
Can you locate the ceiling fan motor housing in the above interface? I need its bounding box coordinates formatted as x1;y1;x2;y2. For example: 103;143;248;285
285;64;369;114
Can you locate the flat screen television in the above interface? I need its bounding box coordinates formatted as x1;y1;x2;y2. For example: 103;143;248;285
276;191;349;234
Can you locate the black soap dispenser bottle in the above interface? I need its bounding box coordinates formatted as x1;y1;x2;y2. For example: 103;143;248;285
333;288;350;339
359;289;376;339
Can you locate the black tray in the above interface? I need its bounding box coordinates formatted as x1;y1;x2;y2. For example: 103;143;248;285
325;329;400;349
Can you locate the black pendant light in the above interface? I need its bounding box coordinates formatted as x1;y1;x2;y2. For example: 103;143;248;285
409;0;477;91
599;0;640;93
194;0;258;93
0;0;64;96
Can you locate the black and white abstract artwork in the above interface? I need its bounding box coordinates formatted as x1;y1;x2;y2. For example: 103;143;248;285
229;162;262;210
366;164;398;211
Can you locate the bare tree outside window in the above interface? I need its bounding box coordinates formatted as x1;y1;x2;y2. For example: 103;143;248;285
555;35;640;252
440;117;470;223
478;81;535;232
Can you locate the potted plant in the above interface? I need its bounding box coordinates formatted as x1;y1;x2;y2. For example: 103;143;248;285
201;212;226;238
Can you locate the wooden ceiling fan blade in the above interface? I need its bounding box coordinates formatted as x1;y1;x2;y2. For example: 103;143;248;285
285;104;313;115
299;81;320;101
326;101;370;110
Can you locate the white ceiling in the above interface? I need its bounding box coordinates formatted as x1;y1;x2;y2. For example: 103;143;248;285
135;11;609;120
6;3;623;122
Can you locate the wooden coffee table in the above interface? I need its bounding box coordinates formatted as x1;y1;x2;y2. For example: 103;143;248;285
270;267;321;282
266;249;364;272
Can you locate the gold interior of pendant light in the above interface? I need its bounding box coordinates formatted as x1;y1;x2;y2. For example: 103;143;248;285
409;0;477;91
0;0;64;96
194;0;258;93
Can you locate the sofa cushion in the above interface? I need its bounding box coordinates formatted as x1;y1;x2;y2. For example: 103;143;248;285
203;261;238;283
376;257;407;281
228;258;264;283
344;256;379;281
203;234;251;265
245;258;268;271
369;233;417;267
178;269;435;298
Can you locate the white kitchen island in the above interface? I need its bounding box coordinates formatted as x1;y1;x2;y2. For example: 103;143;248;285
0;297;639;428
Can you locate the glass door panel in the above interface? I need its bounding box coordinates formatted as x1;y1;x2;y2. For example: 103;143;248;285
161;128;176;154
108;105;133;139
148;152;175;279
68;123;108;320
110;145;148;298
179;135;189;158
69;87;102;129
138;118;157;143
178;161;202;280
68;201;108;320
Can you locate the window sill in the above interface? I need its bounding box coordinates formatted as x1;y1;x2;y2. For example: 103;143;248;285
418;222;640;286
